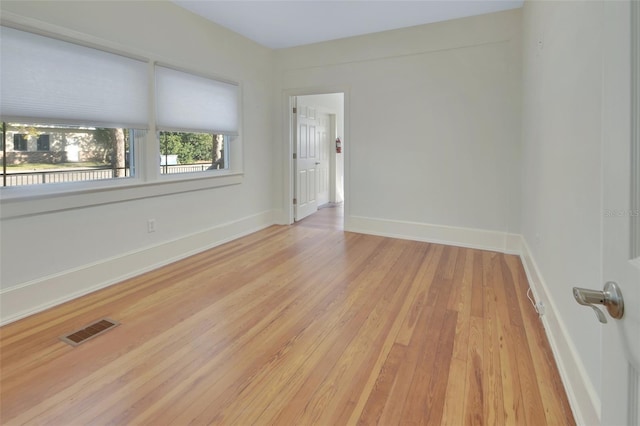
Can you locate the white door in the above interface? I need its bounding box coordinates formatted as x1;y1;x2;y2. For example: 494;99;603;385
294;101;319;221
600;1;640;424
316;113;330;206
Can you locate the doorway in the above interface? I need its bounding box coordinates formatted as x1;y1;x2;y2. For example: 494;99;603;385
289;92;345;227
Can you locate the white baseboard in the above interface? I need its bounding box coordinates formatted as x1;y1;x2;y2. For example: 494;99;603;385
0;210;276;326
271;208;287;225
346;215;521;254
518;238;600;425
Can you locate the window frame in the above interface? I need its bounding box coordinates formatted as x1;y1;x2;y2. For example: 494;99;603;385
0;15;244;219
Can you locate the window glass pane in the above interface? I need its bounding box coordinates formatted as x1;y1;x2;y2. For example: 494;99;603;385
1;123;142;187
159;131;229;175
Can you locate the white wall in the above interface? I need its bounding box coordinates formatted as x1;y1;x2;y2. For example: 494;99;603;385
275;10;522;251
520;0;605;423
0;1;276;323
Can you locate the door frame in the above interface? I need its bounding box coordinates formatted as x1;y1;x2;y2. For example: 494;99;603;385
282;87;349;225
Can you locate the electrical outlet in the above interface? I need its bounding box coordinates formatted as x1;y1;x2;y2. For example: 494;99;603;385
535;301;545;316
147;219;156;233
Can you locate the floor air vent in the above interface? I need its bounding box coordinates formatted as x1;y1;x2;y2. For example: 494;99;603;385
60;318;119;347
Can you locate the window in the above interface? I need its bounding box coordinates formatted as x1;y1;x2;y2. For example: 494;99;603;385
0;25;240;191
155;65;238;175
0;26;148;188
2;123;141;187
13;134;27;151
37;135;50;151
160;132;229;174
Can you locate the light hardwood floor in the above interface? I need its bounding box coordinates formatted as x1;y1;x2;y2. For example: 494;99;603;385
0;206;574;425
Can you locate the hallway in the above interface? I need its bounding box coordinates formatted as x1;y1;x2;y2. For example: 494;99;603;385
296;202;344;231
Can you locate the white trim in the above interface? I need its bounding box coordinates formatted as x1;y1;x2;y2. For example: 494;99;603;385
281;86;350;226
0;210;275;325
346;215;521;254
0;173;243;219
632;0;640;260
519;238;601;425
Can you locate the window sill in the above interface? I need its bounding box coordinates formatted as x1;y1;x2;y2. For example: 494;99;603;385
0;171;243;219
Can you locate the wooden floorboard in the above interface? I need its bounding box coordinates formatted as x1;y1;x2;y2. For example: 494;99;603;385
0;205;575;425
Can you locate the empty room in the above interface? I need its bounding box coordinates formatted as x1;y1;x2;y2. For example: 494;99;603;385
1;0;638;425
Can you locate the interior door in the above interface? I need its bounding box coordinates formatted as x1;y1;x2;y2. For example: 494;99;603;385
316;113;330;206
294;101;319;221
601;1;640;424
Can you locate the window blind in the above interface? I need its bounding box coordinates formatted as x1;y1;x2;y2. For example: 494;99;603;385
155;65;239;135
0;26;148;128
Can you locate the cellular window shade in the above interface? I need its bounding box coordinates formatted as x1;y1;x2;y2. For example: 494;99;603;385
155;65;239;135
0;26;148;128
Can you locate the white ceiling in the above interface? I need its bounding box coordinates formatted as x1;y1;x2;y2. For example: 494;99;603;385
171;1;524;49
